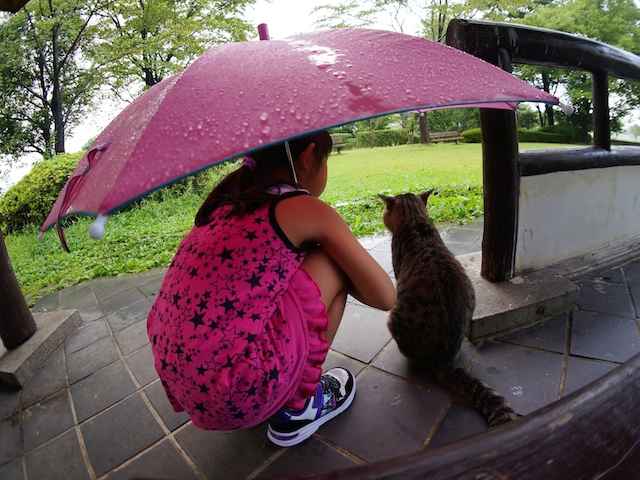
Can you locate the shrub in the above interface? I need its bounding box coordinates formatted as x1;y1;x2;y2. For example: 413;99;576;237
330;132;353;145
355;129;418;148
0;153;81;234
462;127;583;144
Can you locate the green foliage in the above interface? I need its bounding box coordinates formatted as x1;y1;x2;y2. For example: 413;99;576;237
355;129;418;148
329;132;354;145
92;0;255;94
461;128;482;143
0;1;106;160
0;152;81;233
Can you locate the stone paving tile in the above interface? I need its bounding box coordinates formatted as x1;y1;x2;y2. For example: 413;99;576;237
107;439;197;480
446;240;481;256
106;298;152;332
91;277;141;303
32;292;59;313
257;438;358;479
25;429;89;480
21;347;66;409
143;381;190;432
81;393;164;476
175;423;280;479
0;385;21;422
125;344;158;387
583;267;625;284
499;314;568;354
571;310;640;363
115;320;149;356
623;259;640;285
0;458;23;480
464;341;564;415
66;336;119;384
319;367;450;462
331;304;392;363
576;281;634;317
0;416;22;465
59;285;98;311
65;320;110;354
427;404;488;449
440;225;482;246
371;339;422;380
22;391;74;452
138;275;165;298
71;360;136;422
98;288;146;315
563;356;618;397
322;350;367;376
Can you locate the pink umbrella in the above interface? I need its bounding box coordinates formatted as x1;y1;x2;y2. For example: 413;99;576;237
41;26;558;247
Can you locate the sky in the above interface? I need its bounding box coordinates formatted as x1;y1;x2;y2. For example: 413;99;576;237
1;0;638;191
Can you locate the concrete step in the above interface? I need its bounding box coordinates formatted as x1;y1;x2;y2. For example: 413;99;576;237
459;253;578;344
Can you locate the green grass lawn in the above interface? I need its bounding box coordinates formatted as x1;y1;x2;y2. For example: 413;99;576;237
6;142;575;303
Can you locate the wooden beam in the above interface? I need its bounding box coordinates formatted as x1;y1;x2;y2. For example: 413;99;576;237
288;352;640;479
0;0;31;13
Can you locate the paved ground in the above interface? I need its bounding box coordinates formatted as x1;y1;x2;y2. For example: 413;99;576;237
3;218;640;479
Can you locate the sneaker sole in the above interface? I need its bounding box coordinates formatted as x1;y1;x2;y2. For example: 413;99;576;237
266;376;357;448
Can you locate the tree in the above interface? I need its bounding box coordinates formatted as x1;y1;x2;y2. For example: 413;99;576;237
92;0;254;97
0;0;109;160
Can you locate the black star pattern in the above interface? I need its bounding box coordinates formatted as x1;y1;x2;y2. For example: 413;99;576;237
269;367;279;381
161;359;169;370
275;266;286;280
218;247;233;261
247;273;261;289
247;333;256;343
197;365;207;375
267;283;275;292
202;291;212;300
247;386;257;396
236;309;245;318
257;264;266;274
245;230;257;241
208;320;218;331
197;298;208;311
175;345;184;355
199;384;209;394
220;298;236;313
172;293;181;306
185;354;193;363
250;313;260;322
190;313;204;328
254;217;264;225
195;402;206;413
223;356;233;369
233;410;245;420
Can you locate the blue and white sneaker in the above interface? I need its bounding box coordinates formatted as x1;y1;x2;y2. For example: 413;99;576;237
267;367;356;447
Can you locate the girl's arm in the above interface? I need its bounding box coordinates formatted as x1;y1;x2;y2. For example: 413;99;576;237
277;195;396;311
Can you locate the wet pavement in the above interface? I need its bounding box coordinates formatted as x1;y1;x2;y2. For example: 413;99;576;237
3;218;640;479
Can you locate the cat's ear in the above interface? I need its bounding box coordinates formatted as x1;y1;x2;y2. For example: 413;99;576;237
419;189;435;205
378;194;395;208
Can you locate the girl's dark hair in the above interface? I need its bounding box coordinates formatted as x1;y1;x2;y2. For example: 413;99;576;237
195;130;333;226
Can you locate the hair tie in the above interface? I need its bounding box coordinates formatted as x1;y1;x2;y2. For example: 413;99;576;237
242;156;256;170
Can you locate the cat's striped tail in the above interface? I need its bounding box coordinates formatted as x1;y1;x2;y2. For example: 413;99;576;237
434;367;518;428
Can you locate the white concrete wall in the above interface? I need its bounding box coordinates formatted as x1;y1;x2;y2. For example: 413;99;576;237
515;165;640;273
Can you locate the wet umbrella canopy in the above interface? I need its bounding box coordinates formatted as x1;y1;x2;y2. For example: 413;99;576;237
41;27;558;244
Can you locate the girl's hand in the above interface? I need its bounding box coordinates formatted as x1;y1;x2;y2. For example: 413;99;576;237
276;196;396;311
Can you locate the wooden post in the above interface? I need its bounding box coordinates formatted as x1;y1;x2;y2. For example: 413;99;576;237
480;108;520;281
593;70;611;151
419;112;430;144
0;232;36;350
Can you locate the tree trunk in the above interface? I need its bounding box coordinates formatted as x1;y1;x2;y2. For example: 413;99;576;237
536;105;545;128
419;112;430;144
542;72;555;127
0;232;36;350
51;84;65;154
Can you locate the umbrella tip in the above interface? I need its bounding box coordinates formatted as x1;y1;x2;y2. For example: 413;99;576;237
258;23;270;41
89;214;109;240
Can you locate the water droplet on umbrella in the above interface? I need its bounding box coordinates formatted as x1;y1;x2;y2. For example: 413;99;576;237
259;112;269;122
262;126;271;135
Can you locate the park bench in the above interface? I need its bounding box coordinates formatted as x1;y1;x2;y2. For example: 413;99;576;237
428;130;463;143
330;135;348;154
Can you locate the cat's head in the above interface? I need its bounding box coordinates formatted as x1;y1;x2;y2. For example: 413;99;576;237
378;190;435;233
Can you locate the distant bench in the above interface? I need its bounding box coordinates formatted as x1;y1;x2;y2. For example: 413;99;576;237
429;131;463;143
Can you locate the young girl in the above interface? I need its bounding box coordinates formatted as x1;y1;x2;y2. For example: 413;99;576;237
147;130;396;447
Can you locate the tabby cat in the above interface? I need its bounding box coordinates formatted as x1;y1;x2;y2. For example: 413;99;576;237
379;191;516;428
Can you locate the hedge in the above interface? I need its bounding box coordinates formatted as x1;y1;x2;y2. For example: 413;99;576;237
462;127;581;144
0;153;81;234
355;129;419;148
